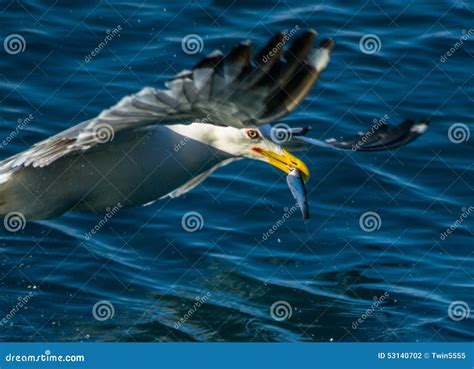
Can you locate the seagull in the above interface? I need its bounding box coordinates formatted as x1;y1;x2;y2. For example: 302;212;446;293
0;30;428;220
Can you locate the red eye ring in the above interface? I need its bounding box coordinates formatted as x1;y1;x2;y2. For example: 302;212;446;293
246;129;260;139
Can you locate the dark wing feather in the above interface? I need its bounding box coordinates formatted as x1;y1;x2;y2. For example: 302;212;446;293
171;30;333;126
278;120;429;152
326;120;429;151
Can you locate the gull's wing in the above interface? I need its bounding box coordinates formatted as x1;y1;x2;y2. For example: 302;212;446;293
276;120;429;152
167;30;333;127
92;29;333;129
0;30;332;171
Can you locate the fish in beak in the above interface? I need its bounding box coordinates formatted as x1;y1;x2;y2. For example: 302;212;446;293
252;147;310;182
253;147;310;220
287;168;310;221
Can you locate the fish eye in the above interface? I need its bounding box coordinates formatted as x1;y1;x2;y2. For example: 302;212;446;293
246;129;260;139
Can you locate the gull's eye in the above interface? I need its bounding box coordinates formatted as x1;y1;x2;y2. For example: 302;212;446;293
246;129;260;139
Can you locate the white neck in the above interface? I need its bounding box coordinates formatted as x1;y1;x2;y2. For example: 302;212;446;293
166;123;244;156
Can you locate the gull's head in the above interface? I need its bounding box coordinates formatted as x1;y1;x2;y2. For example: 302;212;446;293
203;125;310;182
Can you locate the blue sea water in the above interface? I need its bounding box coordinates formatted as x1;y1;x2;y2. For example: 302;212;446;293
0;0;473;342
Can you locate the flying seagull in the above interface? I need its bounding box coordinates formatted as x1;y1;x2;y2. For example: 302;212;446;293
0;30;427;221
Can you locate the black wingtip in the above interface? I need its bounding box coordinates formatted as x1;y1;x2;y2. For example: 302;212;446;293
320;38;335;52
325;118;429;152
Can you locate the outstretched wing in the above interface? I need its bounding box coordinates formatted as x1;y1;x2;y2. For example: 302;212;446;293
0;30;333;171
276;120;429;152
94;29;333;129
167;30;333;127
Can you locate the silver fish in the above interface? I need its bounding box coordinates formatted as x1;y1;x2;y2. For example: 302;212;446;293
286;168;310;221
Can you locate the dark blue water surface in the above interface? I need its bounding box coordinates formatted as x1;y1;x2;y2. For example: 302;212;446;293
0;1;473;342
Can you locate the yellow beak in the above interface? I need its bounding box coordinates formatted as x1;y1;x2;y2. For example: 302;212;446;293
252;147;310;182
